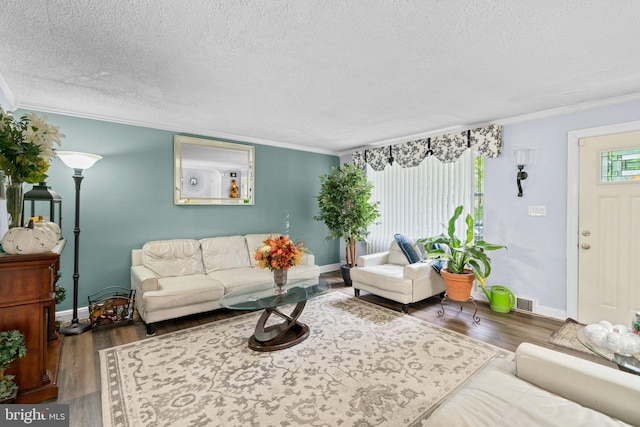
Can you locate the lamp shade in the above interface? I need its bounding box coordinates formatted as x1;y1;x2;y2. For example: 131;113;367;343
57;151;102;170
513;148;533;167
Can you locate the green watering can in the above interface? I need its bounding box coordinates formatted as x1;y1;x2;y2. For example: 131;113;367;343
481;285;516;313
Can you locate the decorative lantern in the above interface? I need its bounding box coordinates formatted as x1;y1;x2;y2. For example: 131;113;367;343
21;182;62;229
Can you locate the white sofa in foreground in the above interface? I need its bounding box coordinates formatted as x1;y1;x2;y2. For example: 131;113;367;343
131;233;320;335
426;342;640;426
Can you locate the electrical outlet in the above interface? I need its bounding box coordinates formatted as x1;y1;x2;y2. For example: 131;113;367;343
528;205;546;216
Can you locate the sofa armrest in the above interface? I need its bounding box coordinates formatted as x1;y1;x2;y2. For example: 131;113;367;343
132;249;143;266
357;251;389;267
300;252;315;266
403;260;436;280
131;265;159;292
515;342;640;426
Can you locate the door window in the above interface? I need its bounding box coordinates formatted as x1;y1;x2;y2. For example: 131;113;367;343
601;148;640;182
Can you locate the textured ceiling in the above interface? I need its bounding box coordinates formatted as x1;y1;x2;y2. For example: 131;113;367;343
1;1;640;154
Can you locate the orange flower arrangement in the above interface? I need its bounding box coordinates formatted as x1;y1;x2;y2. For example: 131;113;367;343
254;235;305;271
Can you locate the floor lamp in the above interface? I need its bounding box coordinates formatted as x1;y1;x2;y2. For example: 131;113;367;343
57;151;102;336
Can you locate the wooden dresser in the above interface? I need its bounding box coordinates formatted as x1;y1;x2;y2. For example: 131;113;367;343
0;240;65;403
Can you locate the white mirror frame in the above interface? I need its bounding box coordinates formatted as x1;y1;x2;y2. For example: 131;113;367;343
174;135;255;205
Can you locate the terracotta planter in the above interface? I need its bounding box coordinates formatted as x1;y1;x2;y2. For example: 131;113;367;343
441;268;475;301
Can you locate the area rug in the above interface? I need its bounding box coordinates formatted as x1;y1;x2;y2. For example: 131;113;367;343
100;292;512;427
548;318;591;355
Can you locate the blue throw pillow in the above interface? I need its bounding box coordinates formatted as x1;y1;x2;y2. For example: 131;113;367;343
430;243;443;274
394;234;422;264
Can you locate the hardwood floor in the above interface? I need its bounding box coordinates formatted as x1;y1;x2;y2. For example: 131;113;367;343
53;271;602;427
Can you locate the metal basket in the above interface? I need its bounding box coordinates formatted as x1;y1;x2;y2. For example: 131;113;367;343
87;287;136;328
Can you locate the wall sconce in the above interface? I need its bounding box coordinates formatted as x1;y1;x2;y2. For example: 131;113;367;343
514;148;533;197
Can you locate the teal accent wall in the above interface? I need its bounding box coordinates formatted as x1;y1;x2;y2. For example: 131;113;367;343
17;110;340;311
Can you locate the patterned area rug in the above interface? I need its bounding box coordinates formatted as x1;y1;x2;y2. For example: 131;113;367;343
548;318;592;355
100;292;512;427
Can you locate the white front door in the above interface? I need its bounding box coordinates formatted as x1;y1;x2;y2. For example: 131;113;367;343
578;131;640;325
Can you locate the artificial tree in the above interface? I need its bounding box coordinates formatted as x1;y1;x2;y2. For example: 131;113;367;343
314;163;380;283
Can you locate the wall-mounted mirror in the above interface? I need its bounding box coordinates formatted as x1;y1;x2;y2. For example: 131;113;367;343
174;135;254;205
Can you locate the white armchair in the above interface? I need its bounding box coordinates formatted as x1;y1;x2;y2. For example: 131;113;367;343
350;240;445;313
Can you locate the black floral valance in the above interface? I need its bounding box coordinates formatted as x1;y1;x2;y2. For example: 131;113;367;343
353;124;502;171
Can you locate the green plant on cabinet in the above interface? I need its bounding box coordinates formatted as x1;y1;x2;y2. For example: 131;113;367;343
0;330;27;400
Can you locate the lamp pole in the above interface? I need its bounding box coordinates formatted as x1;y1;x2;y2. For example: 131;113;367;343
57;152;102;336
60;173;89;335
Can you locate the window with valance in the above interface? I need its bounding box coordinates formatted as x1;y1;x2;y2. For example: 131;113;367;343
353;124;501;254
352;124;502;171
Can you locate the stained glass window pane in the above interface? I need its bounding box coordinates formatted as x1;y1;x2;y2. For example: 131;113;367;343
601;148;640;182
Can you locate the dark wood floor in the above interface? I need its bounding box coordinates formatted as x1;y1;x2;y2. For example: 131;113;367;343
53;271;605;427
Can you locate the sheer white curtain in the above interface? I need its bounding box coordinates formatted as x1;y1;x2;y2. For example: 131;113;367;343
366;149;475;253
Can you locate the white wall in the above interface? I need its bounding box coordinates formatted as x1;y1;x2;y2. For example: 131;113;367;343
485;99;640;318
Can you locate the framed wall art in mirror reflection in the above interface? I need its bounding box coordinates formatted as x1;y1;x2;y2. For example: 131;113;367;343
174;135;255;205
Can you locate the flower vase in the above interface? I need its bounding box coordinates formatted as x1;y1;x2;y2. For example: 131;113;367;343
5;179;23;229
273;269;288;295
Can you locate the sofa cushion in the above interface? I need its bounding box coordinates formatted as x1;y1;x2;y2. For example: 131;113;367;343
287;264;321;280
142;239;204;277
388;240;410;266
426;243;444;274
245;233;280;267
350;264;413;295
200;236;251;273
394;233;421;264
207;267;273;293
144;274;225;311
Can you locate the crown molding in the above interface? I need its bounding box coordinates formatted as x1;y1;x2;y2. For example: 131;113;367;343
493;92;640;126
16;91;640;158
16;102;341;157
339;92;640;156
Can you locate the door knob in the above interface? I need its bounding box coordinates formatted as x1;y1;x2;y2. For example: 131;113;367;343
581;243;591;249
581;230;591;236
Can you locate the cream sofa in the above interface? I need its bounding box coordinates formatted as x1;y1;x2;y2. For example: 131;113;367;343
131;233;320;335
425;342;640;426
350;239;445;313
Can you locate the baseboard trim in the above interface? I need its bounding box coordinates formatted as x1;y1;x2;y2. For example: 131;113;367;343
55;307;90;323
471;289;565;320
319;263;341;273
534;306;566;321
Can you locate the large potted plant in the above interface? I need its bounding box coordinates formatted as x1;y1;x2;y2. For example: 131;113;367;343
416;205;506;301
314;163;380;285
0;330;27;403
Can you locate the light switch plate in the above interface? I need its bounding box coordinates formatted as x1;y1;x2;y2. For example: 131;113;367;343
528;205;546;216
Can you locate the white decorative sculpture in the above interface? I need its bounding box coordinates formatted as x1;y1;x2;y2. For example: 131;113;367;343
1;220;58;255
585;321;640;356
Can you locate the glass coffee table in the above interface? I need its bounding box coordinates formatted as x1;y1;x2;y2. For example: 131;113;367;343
219;278;330;352
576;328;640;375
